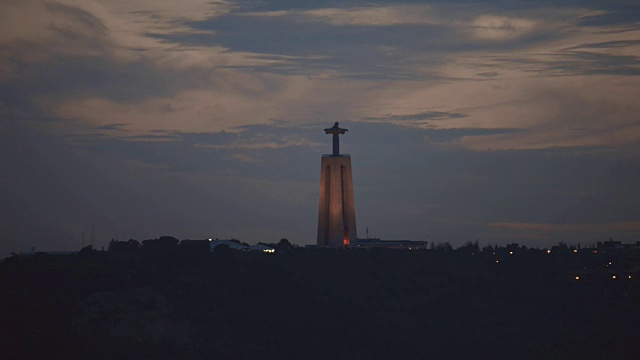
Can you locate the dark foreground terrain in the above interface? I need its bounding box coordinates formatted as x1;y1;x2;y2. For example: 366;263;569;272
1;243;640;359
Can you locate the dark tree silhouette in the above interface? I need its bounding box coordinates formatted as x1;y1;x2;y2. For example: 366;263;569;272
456;241;480;254
276;238;293;252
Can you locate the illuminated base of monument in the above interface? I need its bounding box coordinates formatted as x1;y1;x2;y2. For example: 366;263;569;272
317;155;358;248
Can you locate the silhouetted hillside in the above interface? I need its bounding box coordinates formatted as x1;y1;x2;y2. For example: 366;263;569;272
1;245;639;359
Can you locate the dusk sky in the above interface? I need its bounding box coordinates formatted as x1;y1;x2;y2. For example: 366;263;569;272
2;0;640;255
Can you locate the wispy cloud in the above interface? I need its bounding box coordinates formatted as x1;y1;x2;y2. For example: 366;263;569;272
195;137;320;150
2;0;640;254
365;111;467;122
244;5;438;26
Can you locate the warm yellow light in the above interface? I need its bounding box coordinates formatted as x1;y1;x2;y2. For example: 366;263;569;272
575;276;580;280
612;275;617;279
628;276;632;279
509;251;513;255
546;250;551;254
573;249;578;253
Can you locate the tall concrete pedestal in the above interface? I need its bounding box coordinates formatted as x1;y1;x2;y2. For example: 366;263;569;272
316;155;358;248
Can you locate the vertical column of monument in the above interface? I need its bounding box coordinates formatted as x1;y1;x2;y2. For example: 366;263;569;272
340;157;357;246
317;162;331;247
317;123;358;248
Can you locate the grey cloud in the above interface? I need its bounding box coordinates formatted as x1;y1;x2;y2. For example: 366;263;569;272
45;1;105;25
171;3;590;80
177;16;453;79
424;128;524;143
557;40;640;76
0;1;112;64
477;71;501;77
360;114;525;144
0;3;234;125
7;56;204;104
366;111;467;122
125;134;183;141
484;48;640;77
579;5;640;27
563;51;640;76
0;56;203;138
44;1;107;36
93;123;129;131
566;39;640;50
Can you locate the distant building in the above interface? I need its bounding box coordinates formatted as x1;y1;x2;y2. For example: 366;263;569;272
357;238;428;250
597;239;622;250
625;241;640;250
19;250;79;256
209;239;249;252
250;244;275;253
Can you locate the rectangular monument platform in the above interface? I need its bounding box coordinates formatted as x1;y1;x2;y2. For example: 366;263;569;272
317;155;358;248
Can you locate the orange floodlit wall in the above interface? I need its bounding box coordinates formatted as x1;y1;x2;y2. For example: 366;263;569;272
317;155;358;248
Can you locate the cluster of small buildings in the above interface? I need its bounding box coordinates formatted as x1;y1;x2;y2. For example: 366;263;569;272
596;239;640;251
305;238;428;250
208;239;275;253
